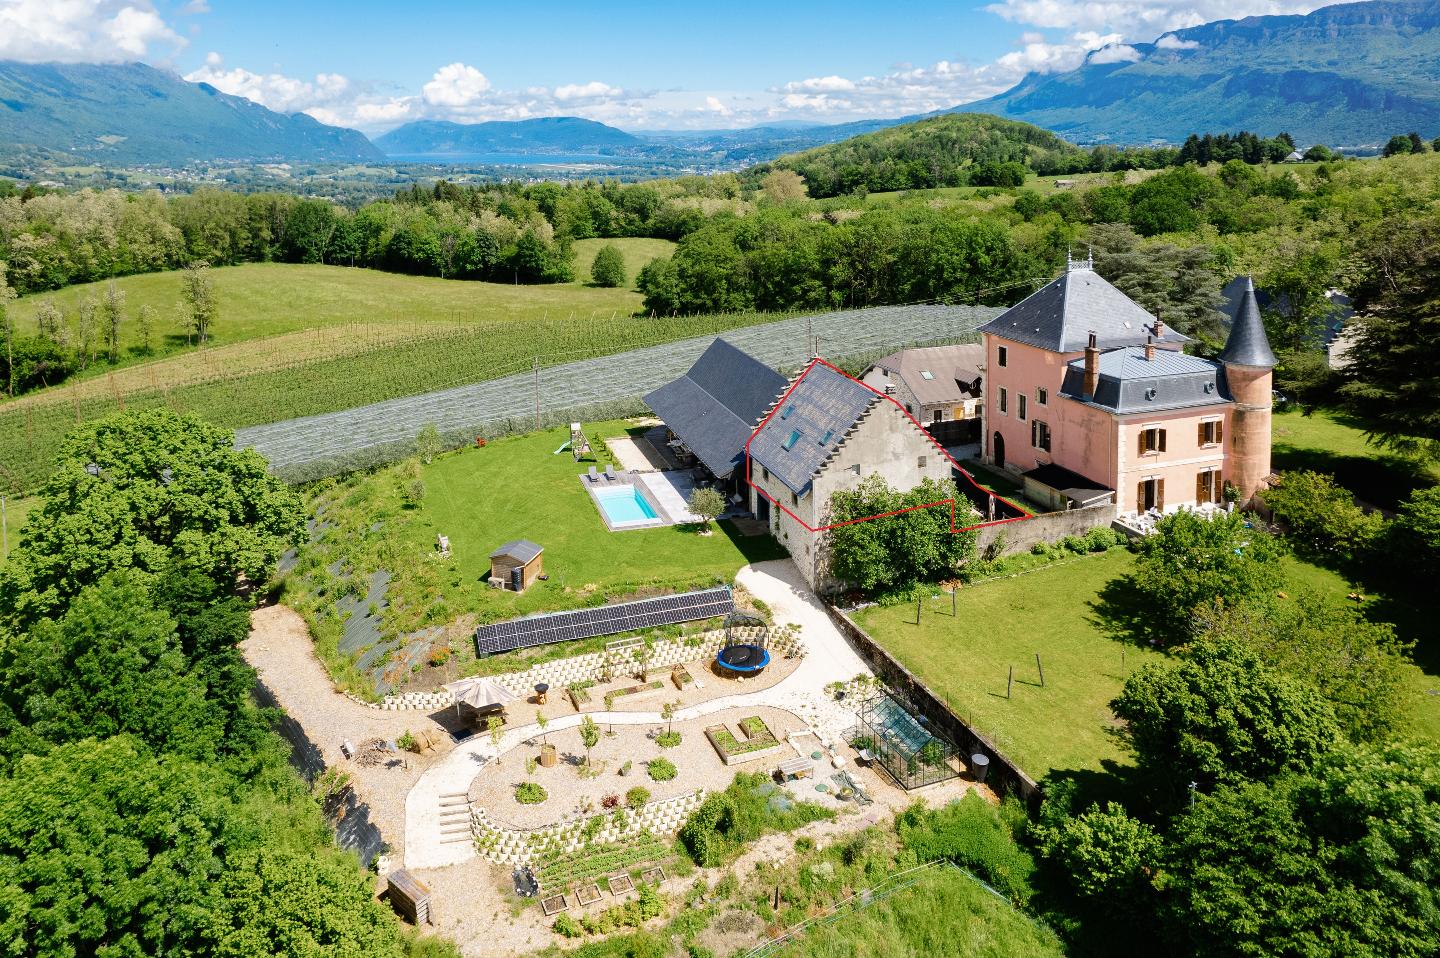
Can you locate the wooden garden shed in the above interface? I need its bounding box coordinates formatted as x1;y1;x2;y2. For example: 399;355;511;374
489;539;544;592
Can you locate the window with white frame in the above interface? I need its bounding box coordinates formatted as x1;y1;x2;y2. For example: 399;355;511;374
1036;387;1048;406
999;387;1008;414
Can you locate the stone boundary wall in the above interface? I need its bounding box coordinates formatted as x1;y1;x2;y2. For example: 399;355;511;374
975;502;1117;557
344;625;806;711
825;606;1042;807
471;790;706;866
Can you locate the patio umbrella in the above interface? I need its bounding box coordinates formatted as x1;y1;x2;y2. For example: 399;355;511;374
445;677;519;719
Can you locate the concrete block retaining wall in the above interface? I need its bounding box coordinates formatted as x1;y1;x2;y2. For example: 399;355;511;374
348;625;805;711
471;790;706;866
825;606;1042;807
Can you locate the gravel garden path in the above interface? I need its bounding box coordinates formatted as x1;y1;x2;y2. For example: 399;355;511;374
404;557;877;869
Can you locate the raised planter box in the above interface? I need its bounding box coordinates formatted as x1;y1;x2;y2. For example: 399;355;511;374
671;664;694;690
604;680;666;710
567;685;593;711
705;718;788;766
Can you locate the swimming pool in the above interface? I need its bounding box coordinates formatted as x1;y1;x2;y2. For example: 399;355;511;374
593;484;662;528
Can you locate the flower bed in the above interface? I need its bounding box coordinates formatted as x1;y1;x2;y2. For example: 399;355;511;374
604;679;666;710
704;716;788;766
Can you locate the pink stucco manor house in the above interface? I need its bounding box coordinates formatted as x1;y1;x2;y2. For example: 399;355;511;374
977;257;1276;514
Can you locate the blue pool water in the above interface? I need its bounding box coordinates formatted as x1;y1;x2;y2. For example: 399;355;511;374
595;485;659;526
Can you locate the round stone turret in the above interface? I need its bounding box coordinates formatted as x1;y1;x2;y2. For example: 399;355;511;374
1220;277;1277;503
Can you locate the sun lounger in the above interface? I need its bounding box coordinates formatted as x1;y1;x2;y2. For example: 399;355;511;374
604;464;617;481
587;466;599;482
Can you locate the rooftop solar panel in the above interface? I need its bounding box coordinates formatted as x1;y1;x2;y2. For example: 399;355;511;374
474;587;735;656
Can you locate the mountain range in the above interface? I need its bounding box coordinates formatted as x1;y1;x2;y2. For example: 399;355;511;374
1;1;1438;169
0;61;382;165
962;0;1440;146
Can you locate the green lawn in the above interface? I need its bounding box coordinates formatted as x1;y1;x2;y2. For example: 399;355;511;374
287;421;785;695
0;495;34;563
775;867;1065;958
855;548;1440;780
855;549;1158;779
570;237;675;286
1271;407;1440;510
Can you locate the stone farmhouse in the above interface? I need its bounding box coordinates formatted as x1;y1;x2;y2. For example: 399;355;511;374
745;361;958;590
860;344;984;446
978;258;1275;514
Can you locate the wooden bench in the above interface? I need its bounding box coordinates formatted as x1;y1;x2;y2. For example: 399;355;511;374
778;757;812;781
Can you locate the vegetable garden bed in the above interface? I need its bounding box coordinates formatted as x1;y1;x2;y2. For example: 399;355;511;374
604;680;666;709
705;716;788;766
535;834;671;891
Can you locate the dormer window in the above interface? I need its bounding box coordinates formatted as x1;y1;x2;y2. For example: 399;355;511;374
782;430;801;451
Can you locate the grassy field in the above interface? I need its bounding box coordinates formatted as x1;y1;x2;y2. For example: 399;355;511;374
0;263;785;491
0;495;34;563
854;548;1440;779
1271;407;1440;510
286;421;786;696
775;867;1064;958
11;263;649;377
570;237;675;286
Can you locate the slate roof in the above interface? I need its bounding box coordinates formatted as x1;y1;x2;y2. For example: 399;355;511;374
749;363;879;496
1218;276;1278;368
868;344;984;406
490;539;543;564
643;339;788;479
1059;346;1231;414
978;266;1189;353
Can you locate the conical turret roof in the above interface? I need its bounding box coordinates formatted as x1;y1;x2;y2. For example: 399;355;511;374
1219;276;1277;368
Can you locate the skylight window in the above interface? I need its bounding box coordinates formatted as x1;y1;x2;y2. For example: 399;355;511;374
779;404;795;420
920;370;934;380
819;429;834;444
782;430;802;451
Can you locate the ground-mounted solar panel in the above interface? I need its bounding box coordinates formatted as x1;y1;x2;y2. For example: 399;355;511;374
474;587;735;656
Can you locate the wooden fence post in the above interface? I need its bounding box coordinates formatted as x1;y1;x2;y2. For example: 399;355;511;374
1006;665;1013;700
1035;653;1045;687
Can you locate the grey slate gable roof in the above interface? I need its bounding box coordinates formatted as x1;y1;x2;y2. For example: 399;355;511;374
490;539;542;563
978;267;1189;353
642;339;788;479
871;344;984;406
1059;346;1231;414
749;363;879;496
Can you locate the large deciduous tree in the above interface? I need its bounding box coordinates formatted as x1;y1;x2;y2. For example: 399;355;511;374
824;474;978;593
0;409;305;624
1088;223;1226;343
1118;510;1286;642
1339;216;1440;457
1112;637;1341;798
1160;743;1440;958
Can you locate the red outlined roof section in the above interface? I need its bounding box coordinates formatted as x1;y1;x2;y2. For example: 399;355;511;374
744;357;1034;534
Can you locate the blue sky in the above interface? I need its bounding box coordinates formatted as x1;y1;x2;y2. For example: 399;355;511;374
0;0;1330;132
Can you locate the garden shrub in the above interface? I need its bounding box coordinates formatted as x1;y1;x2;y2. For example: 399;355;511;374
626;786;651;808
896;793;1036;903
656;731;682;748
646;758;677;781
515;782;548;804
553;913;583;938
678;772;833;867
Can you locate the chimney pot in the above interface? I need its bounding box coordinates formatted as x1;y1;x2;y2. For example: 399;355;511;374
1083;330;1100;399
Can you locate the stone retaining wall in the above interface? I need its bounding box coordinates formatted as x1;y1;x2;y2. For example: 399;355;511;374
347;625;806;711
471;790;706;866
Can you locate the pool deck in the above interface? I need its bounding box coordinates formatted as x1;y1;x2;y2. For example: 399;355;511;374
579;467;705;531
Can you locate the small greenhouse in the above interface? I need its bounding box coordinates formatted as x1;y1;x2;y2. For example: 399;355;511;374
852;693;961;790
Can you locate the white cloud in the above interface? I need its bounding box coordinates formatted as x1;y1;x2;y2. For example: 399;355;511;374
422;62;490;107
180;0;209;13
1155;33;1201;49
781;75;857;93
1087;43;1143;64
0;0;185;63
704;96;732;116
984;0;1327;39
185;53;355;115
554;80;624;101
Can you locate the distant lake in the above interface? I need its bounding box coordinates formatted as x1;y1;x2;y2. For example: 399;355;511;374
384;151;630;166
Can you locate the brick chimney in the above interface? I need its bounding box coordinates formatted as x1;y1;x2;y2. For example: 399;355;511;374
1144;336;1155;361
1083;331;1099;399
1153;313;1166;340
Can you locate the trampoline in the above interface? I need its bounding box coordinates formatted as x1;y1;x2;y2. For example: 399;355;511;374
716;643;770;676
